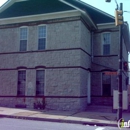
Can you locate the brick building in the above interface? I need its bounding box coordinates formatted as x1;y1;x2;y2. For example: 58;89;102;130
0;0;129;111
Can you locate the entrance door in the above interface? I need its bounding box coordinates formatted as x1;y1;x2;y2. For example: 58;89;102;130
102;73;111;96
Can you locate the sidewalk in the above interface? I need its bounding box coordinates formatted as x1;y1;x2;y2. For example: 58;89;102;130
0;107;129;127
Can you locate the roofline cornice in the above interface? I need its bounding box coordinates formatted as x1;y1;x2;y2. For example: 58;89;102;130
97;22;115;26
97;22;119;30
0;10;81;25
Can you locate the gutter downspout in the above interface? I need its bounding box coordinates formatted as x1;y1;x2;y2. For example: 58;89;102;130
91;32;94;62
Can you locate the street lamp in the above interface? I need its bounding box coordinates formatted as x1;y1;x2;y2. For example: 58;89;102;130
105;1;123;121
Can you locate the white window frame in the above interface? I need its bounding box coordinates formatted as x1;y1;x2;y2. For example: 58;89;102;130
102;32;111;55
17;69;26;96
19;26;28;51
36;69;45;96
37;25;47;50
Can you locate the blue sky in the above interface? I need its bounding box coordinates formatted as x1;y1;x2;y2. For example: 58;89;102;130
0;0;7;7
81;0;130;27
0;0;129;27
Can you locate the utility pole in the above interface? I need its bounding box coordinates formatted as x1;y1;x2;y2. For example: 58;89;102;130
117;3;123;121
115;3;123;121
106;1;123;121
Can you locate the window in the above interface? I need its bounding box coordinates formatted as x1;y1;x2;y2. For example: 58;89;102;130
36;70;45;95
102;73;111;96
20;27;27;51
102;33;111;55
38;26;46;50
17;70;26;96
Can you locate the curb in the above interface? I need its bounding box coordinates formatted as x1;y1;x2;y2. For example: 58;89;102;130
0;114;118;127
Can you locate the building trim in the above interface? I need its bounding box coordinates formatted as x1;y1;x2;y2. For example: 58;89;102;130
0;66;91;72
0;16;92;36
0;10;81;25
91;95;113;97
16;0;29;2
94;55;118;57
0;64;117;73
17;66;27;70
0;16;80;29
35;66;46;69
0;95;87;98
94;29;119;33
97;22;117;29
91;70;117;73
97;22;115;26
0;47;91;57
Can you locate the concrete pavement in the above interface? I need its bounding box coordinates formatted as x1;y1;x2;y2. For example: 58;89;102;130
0;107;129;127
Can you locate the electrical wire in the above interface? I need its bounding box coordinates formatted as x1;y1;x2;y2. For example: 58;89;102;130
114;0;119;9
124;11;130;13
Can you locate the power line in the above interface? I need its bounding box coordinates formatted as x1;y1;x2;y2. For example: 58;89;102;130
124;11;130;13
114;0;119;9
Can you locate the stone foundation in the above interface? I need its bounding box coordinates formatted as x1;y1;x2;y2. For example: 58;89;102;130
0;97;25;108
0;97;87;111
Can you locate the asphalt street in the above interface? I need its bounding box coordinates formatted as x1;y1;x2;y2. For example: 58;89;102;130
0;118;126;130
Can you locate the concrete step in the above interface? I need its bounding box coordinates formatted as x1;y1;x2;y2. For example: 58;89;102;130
86;105;113;113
